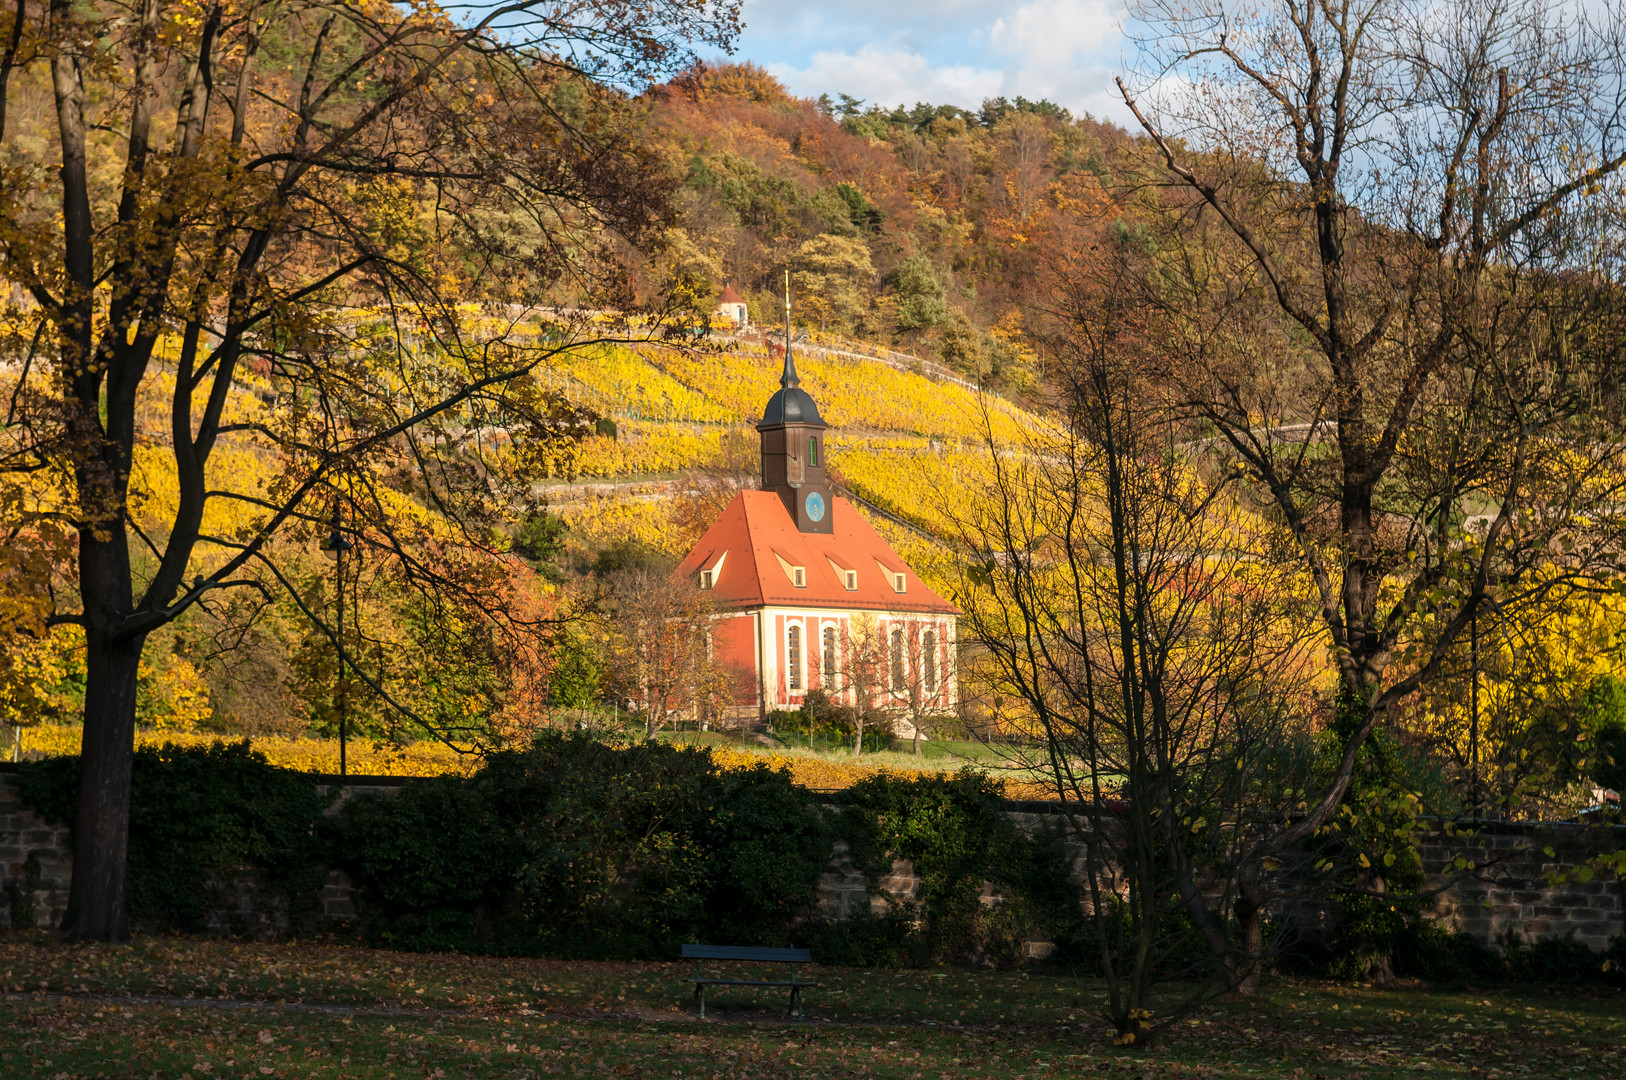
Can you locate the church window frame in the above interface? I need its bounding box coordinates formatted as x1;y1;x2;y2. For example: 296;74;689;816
923;630;937;697
890;627;906;693
787;624;803;692
822;625;838;690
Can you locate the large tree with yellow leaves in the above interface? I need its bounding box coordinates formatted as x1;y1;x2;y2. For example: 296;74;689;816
0;0;739;940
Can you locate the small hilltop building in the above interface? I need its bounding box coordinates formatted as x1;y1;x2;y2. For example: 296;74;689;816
676;300;959;726
712;285;749;330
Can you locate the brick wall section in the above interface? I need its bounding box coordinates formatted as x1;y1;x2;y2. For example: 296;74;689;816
816;839;921;918
0;773;71;930
0;772;403;931
308;782;400;923
1418;825;1625;953
807;809;1624;951
3;770;1620;951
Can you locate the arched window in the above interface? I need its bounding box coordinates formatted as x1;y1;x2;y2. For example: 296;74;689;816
822;626;837;689
890;628;906;692
923;630;937;697
787;625;802;692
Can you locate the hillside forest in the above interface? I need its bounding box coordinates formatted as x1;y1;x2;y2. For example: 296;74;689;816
2;0;1626;960
0;44;1141;749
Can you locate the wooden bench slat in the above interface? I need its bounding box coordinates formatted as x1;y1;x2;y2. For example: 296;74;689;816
681;944;810;963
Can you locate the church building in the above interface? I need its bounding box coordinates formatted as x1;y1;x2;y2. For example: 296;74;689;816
675;301;959;725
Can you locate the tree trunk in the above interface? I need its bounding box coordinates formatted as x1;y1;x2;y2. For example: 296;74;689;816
63;631;144;940
1233;883;1265;997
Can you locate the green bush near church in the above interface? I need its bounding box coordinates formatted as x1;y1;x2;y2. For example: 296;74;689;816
12;735;1083;964
337;733;835;957
14;740;330;934
335;734;1081;962
14;738;1625;982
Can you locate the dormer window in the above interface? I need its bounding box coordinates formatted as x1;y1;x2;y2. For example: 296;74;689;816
698;550;726;590
828;557;856;590
774;551;806;589
875;558;905;593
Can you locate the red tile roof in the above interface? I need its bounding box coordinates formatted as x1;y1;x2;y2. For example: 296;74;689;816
717;285;745;305
677;490;959;614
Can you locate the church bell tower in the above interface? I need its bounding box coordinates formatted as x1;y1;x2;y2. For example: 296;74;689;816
758;275;832;534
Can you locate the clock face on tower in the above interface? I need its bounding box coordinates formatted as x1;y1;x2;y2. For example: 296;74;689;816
805;490;826;523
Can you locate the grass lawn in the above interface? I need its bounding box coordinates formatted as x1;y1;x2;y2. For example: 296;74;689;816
1;933;1619;1079
662;729;1059;790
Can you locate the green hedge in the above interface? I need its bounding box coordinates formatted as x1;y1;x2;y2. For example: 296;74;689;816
18;738;1619;979
16;741;330;934
14;735;1080;965
337;735;834;956
823;771;1083;967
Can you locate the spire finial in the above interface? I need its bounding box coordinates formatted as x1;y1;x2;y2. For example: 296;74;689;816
781;268;800;390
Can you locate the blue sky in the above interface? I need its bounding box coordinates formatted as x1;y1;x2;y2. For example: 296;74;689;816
717;0;1136;124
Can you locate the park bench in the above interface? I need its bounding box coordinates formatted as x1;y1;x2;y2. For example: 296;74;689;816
681;944;816;1019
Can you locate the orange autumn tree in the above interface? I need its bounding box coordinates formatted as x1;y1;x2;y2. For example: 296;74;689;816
0;0;740;941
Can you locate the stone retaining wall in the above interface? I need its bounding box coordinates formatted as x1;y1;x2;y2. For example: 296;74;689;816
1420;826;1624;953
3;772;1621;954
0;772;71;931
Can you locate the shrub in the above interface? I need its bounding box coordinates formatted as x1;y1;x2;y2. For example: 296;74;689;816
335;733;831;957
771;691;897;754
830;770;1081;966
1392;922;1626;987
805;909;918;968
16;740;330;934
15;736;1086;967
339;743;1082;964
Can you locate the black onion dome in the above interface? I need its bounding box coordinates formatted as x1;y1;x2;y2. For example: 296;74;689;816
756;337;825;429
759;385;824;427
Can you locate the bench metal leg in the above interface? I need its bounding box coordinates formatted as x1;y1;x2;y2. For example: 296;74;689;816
698;983;706;1019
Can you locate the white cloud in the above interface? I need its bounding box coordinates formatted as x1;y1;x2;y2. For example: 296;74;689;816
740;0;998;37
769;47;1134;125
770;46;1006;110
987;0;1123;70
735;0;1138;123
